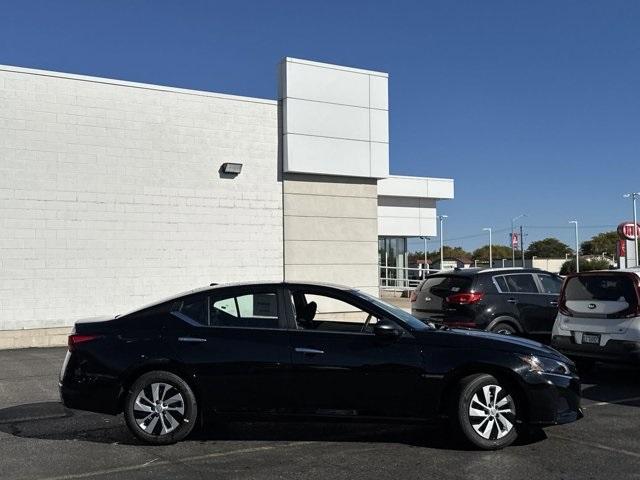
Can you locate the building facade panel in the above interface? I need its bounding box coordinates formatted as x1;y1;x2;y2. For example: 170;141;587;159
280;57;389;178
0;66;283;331
283;174;379;292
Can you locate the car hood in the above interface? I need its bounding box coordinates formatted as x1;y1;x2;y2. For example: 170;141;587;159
419;327;570;361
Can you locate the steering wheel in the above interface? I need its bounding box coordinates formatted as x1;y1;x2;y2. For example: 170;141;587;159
361;314;373;333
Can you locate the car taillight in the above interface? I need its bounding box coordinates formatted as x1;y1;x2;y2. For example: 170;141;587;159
410;290;417;302
68;334;99;351
445;292;484;305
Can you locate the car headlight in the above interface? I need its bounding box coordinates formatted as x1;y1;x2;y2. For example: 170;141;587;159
520;355;571;376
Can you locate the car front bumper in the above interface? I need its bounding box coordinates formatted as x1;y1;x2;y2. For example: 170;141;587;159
521;370;582;426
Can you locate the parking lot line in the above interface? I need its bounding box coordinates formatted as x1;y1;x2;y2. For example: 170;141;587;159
29;441;314;480
549;433;640;459
583;396;640;408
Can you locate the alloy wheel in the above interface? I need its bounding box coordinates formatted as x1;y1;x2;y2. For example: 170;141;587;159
133;382;185;436
468;384;516;440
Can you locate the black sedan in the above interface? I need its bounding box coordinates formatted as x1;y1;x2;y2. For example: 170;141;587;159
60;282;582;450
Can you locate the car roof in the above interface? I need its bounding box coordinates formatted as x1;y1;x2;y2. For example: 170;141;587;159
427;267;544;277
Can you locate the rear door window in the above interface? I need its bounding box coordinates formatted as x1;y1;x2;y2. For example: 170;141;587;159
503;274;539;293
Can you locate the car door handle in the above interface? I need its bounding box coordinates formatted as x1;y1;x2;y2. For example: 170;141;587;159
294;347;324;355
506;298;518;304
549;301;559;307
178;337;207;343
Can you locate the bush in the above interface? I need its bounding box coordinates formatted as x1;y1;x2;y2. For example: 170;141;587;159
559;258;612;275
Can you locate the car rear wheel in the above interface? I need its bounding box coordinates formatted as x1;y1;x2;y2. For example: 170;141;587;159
124;371;197;444
452;374;518;450
491;322;517;336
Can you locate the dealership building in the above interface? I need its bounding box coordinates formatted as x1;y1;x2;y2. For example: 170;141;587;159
0;57;454;347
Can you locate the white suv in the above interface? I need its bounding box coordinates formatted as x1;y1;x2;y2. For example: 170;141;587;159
552;269;640;367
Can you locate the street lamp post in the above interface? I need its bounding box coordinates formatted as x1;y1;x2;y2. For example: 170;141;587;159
438;215;448;271
511;214;525;267
569;220;579;273
483;227;492;268
420;236;430;277
623;193;640;267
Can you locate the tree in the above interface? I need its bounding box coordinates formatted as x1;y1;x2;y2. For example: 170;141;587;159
559;258;611;275
409;246;472;264
525;237;571;258
581;231;618;256
472;245;513;261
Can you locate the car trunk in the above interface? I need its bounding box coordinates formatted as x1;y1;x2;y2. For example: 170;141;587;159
560;272;640;334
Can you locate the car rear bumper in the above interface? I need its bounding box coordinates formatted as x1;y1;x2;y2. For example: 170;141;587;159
59;351;122;415
552;336;640;364
522;371;582;426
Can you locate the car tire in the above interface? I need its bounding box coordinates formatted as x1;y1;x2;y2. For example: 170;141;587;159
490;322;517;336
451;374;519;450
124;370;198;445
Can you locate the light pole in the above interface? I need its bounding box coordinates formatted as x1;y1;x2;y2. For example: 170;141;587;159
438;215;448;270
511;214;525;267
420;236;430;277
569;220;579;273
483;227;492;268
623;192;640;267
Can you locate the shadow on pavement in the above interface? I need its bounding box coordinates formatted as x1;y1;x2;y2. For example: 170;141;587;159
580;363;640;408
0;401;546;450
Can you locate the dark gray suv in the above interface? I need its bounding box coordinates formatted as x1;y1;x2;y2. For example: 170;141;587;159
410;268;563;338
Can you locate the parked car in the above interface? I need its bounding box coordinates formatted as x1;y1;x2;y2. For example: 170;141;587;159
552;268;640;367
60;281;581;450
411;268;564;338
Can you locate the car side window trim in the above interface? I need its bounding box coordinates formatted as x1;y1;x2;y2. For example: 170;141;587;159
493;273;544;295
282;287;407;335
172;286;288;330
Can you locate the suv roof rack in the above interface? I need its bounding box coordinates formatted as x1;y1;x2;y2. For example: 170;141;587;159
477;267;539;273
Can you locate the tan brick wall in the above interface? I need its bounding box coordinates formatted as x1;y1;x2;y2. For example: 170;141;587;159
283;173;379;295
0;326;71;349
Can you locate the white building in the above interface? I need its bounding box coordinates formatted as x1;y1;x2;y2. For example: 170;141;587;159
0;57;453;348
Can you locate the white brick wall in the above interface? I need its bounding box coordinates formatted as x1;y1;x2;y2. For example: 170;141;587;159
0;66;283;331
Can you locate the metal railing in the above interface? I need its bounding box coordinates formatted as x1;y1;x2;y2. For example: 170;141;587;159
379;265;441;293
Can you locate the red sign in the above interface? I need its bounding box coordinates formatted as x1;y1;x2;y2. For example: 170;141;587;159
618;239;627;257
617;222;640;241
511;233;519;248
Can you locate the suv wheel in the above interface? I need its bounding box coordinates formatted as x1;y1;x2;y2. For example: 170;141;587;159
124;371;198;444
491;322;517;335
452;374;518;450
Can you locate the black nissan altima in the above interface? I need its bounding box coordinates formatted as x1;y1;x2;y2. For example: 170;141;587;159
60;282;582;450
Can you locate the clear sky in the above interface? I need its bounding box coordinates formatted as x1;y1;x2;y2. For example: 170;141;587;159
1;0;638;252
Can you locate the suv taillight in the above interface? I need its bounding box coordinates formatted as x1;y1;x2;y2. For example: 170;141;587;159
68;334;99;352
557;295;572;316
446;292;484;305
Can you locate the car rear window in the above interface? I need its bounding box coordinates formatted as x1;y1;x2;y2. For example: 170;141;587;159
422;275;472;297
564;275;638;303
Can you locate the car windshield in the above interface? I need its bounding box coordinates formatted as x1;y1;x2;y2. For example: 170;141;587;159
352;290;433;331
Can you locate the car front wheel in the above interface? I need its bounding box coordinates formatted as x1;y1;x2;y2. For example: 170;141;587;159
452;374;518;450
124;370;198;444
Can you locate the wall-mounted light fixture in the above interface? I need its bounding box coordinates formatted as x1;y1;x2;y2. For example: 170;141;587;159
220;162;243;176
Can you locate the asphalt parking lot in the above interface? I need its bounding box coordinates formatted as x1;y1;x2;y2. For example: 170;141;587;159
1;347;639;480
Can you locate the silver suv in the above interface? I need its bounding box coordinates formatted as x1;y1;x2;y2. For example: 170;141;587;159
551;269;640;366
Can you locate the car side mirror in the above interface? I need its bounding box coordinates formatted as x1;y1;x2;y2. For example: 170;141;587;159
373;320;402;340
